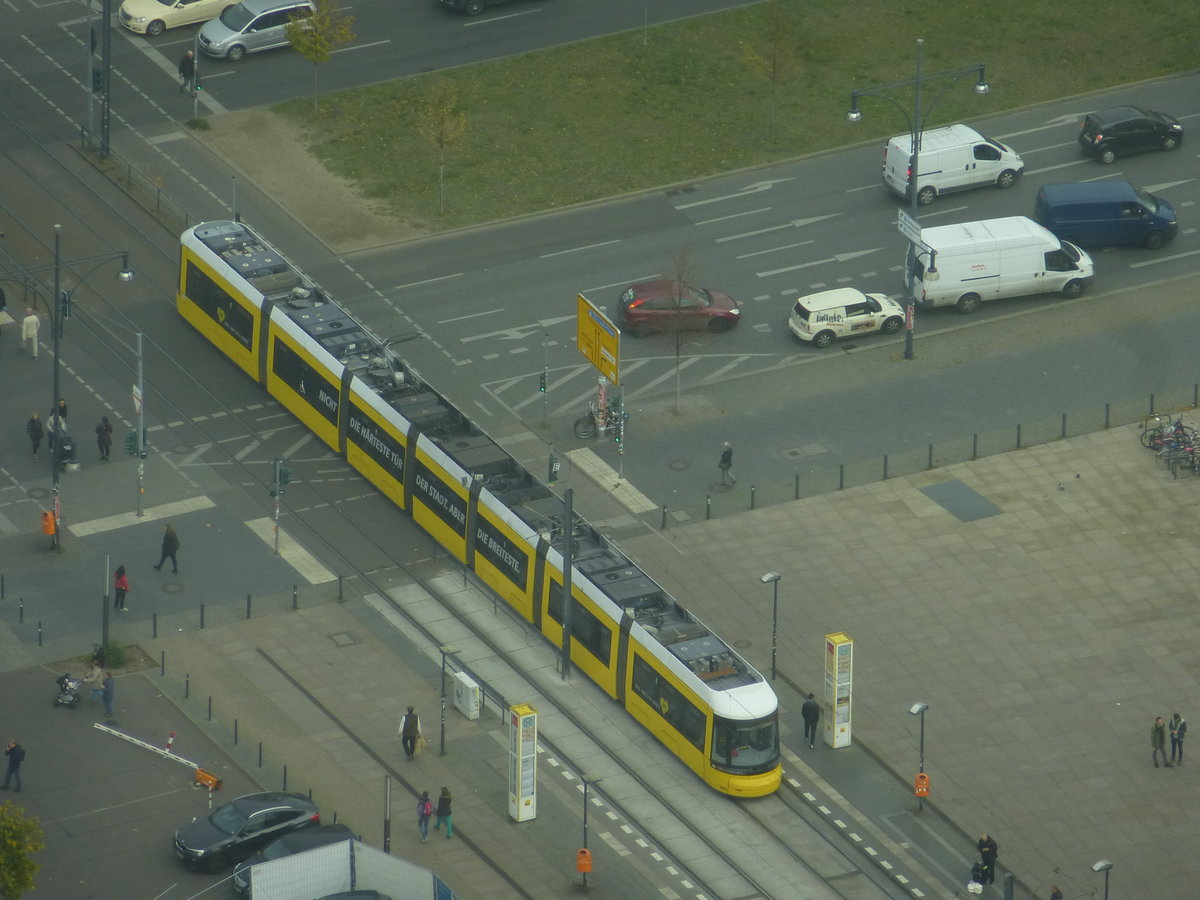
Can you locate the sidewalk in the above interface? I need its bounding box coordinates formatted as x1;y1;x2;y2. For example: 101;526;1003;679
609;421;1199;898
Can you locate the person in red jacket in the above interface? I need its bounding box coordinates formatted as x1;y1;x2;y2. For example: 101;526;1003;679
113;565;129;611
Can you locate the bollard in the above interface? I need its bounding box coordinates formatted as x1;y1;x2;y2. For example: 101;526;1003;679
838;464;844;491
1195;384;1199;409
185;673;190;698
153;612;158;639
200;604;205;630
1003;871;1014;900
160;650;165;676
750;485;756;510
1150;393;1155;415
1016;423;1022;449
705;496;711;520
37;620;43;646
1105;402;1111;429
234;719;239;745
292;584;298;610
927;443;934;470
794;472;800;500
283;764;288;791
972;433;978;459
0;573;4;598
883;454;889;480
1061;413;1067;439
332;810;337;823
661;504;667;530
246;593;252;620
258;742;263;767
207;696;212;721
19;599;23;624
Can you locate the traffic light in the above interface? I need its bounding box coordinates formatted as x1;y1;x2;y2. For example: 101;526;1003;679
194;70;202;92
538;370;547;393
91;67;103;93
271;458;293;497
123;430;138;456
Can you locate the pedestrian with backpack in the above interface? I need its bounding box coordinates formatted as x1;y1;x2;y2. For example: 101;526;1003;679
417;791;434;841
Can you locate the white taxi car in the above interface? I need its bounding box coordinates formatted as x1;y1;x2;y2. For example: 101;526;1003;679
119;0;231;35
787;287;905;348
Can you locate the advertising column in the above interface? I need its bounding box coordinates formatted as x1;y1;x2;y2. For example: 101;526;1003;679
824;632;853;748
507;703;538;822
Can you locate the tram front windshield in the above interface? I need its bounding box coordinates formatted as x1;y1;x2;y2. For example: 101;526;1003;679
710;713;778;772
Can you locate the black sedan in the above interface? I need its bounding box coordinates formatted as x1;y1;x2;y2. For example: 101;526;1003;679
1078;106;1183;164
173;791;320;873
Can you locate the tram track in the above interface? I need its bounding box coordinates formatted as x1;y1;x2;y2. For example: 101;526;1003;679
1;103;926;900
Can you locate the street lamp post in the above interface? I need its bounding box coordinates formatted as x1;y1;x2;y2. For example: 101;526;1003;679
846;39;989;360
759;572;781;681
1092;859;1112;900
439;644;459;756
2;225;133;548
909;701;929;809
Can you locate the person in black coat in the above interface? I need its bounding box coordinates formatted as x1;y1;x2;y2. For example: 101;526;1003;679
977;833;998;884
153;524;181;574
801;693;821;748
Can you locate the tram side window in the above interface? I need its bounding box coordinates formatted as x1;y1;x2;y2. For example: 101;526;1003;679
185;263;254;350
631;656;705;751
547;584;612;664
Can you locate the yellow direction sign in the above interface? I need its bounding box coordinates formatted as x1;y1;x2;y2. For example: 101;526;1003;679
576;293;620;385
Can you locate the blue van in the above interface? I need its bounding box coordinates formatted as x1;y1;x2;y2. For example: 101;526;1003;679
1034;181;1177;249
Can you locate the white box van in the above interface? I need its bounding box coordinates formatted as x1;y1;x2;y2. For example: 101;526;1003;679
910;217;1093;314
883;124;1024;206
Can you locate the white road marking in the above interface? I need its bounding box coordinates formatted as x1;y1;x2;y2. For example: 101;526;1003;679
244;518;336;583
438;308;504;324
541;239;620;258
70;496;216;537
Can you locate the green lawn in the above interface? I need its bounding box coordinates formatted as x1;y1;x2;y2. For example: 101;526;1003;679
276;0;1199;232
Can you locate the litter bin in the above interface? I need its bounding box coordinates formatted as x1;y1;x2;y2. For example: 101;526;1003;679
56;432;77;465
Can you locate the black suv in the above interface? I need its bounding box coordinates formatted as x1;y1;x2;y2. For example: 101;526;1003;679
1078;106;1183;164
174;791;320;873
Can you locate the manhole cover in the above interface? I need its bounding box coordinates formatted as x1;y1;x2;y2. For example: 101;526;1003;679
28;487;49;500
668;460;690;471
732;639;752;650
164;583;185;595
329;631;358;647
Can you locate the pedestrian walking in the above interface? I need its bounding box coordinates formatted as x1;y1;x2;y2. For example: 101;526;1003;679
27;413;43;458
398;706;422;760
96;416;113;460
718;441;736;484
1170;712;1187;765
101;672;115;718
113;565;129;611
178;49;195;93
433;786;453;839
976;833;998;884
53;398;68;421
21;307;40;358
83;660;103;692
416;790;434;841
1152;715;1172;767
153;523;181;574
1049;886;1063;900
2;740;25;792
801;692;821;748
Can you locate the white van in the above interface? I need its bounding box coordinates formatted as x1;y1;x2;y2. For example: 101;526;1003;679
911;217;1093;314
883;124;1023;206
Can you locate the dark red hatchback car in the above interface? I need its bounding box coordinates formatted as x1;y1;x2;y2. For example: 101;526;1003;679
617;281;742;337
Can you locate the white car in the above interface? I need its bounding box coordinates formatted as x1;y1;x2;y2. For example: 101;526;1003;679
787;288;905;348
119;0;231;36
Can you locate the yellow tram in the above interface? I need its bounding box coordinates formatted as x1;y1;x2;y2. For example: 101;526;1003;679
178;221;781;797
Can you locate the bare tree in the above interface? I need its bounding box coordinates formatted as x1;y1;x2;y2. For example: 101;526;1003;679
741;0;799;143
286;0;355;114
668;247;694;416
418;79;468;215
